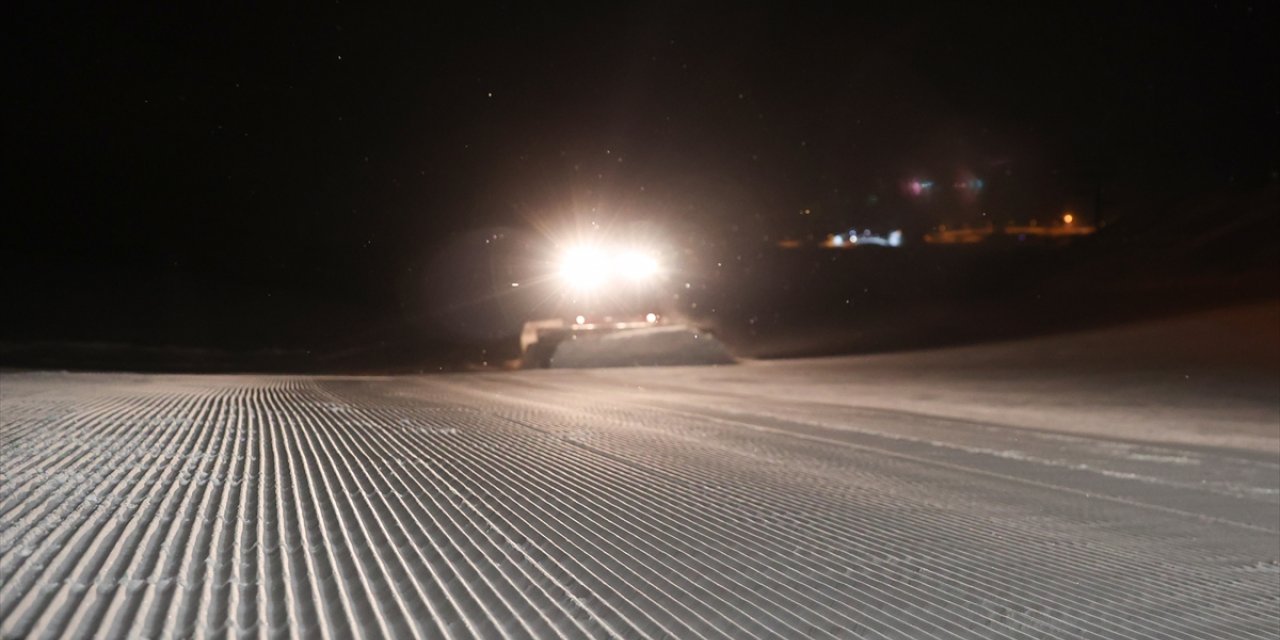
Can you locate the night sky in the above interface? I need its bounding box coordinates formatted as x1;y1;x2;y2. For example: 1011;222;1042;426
6;2;1277;354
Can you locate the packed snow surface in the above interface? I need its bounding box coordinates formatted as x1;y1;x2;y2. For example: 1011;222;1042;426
2;307;1277;637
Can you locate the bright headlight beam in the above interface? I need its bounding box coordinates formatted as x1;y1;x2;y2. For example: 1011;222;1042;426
617;250;660;281
558;246;610;291
557;244;662;291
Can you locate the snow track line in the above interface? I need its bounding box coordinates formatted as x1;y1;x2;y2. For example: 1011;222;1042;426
659;399;1277;534
2;372;1276;639
564;372;1280;467
497;372;1280;504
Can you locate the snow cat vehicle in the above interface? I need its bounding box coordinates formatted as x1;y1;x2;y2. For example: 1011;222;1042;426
517;237;732;368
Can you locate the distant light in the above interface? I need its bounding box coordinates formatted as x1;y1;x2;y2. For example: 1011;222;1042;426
831;234;845;246
575;315;586;325
849;233;858;244
645;312;658;323
908;179;934;196
510;282;520;287
1063;213;1075;225
888;230;903;247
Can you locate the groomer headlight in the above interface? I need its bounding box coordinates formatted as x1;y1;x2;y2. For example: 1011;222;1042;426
558;246;610;291
616;250;661;282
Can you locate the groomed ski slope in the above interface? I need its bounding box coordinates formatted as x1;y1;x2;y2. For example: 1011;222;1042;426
1;365;1277;638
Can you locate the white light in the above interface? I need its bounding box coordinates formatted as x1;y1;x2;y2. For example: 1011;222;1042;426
558;243;662;291
575;315;586;325
645;312;658;323
617;250;660;281
832;234;844;246
559;246;610;291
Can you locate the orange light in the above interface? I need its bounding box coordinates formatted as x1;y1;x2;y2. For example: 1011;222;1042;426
1063;213;1075;225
